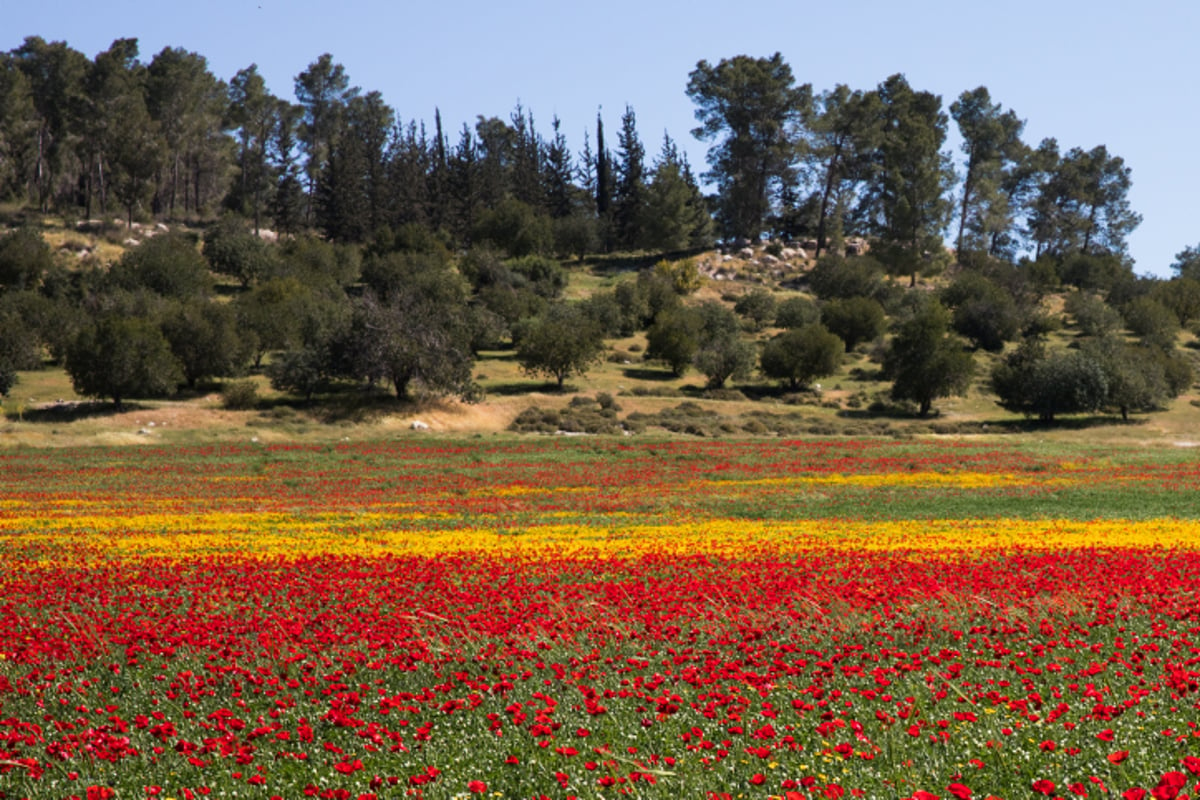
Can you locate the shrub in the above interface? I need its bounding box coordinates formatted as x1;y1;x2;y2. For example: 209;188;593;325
1122;296;1180;350
653;258;703;295
221;380;260;410
821;297;886;350
775;296;820;329
733;287;778;331
807;254;886;301
941;271;1022;351
1064;291;1122;337
509;397;624;435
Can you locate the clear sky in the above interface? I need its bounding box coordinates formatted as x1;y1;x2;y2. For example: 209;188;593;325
3;0;1197;276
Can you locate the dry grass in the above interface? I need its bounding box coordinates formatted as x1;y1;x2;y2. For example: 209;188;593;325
5;350;1197;450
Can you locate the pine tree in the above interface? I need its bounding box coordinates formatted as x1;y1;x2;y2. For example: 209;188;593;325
510;103;542;209
612;105;646;250
294;54;358;225
227;65;278;233
950;87;1027;258
686;53;811;240
446;124;479;243
271;101;305;234
643;133;712;252
595;111;611;217
542;115;575;219
867;74;955;285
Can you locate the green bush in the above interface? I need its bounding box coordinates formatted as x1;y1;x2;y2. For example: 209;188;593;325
221;380;260;410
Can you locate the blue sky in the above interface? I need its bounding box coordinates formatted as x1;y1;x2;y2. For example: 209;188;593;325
4;0;1197;276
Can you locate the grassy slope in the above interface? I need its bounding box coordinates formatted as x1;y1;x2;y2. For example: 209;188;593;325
3;219;1199;449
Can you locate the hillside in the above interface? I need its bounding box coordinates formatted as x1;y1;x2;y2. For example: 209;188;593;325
2;218;1199;450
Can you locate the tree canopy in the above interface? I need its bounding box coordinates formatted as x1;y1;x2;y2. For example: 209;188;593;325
882;300;975;417
687;53;810;241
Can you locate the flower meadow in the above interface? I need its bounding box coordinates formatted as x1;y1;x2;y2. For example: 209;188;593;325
2;438;1200;800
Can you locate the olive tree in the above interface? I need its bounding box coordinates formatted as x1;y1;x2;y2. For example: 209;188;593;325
517;302;606;389
66;315;183;408
760;323;844;390
882;300;975;416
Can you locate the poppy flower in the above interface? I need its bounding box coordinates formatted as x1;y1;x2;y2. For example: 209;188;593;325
1152;771;1187;800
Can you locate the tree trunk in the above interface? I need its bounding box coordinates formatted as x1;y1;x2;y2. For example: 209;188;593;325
84;160;93;220
957;168;974;257
1082;204;1098;253
193;157;202;215
97;155;107;216
815;154;840;259
36;126;48;212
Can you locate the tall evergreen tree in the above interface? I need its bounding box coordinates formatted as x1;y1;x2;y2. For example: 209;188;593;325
542;115;575;219
108;88;163;227
294;54;357;224
429;108;448;229
509;103;543;209
79;38;147;219
1028;144;1140;258
612;105;647;249
474;114;514;209
950;86;1027;258
145;47;228;217
0;54;40;203
226;65;278;233
387;119;434;229
867;74;955;285
271;100;305;234
804;84;882;257
10;36;88;212
643;133;712;252
990;137;1057;259
317;91;394;243
595;111;611;219
686;53;811;240
446;124;480;243
577;127;597;210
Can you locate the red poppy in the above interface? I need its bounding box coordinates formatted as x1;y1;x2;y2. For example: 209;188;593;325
1152;771;1187;800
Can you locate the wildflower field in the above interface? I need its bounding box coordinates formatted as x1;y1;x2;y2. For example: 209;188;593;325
2;438;1200;800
